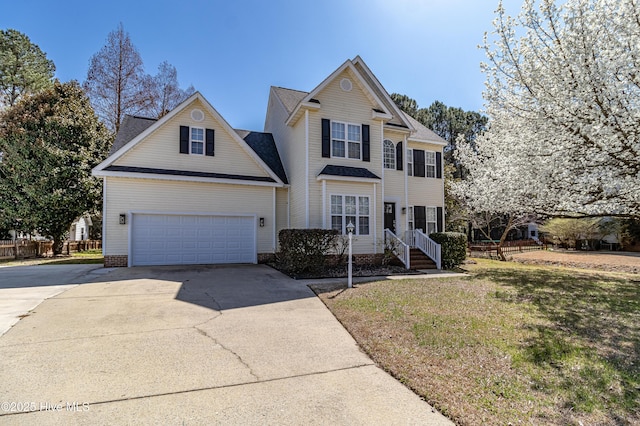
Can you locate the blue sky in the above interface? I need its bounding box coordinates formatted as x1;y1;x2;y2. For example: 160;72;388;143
2;0;524;131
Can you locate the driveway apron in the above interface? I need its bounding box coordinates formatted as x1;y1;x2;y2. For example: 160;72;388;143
0;264;451;425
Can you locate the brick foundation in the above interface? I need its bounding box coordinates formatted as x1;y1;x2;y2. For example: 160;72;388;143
257;253;276;264
104;255;128;267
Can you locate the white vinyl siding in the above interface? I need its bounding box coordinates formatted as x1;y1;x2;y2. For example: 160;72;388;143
113;98;270;179
103;177;275;257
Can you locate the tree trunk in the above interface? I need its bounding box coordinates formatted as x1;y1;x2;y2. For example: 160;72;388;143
52;236;64;255
497;215;515;261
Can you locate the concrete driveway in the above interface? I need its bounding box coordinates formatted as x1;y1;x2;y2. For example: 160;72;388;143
0;264;451;425
0;264;106;336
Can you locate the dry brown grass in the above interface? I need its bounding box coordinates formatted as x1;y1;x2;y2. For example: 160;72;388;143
315;260;640;425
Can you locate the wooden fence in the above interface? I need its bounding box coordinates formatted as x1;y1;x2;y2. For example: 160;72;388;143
469;239;546;259
0;240;102;260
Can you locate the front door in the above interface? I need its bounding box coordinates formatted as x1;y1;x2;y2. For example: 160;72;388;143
384;202;396;234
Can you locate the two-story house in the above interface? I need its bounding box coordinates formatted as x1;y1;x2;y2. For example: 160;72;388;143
93;56;446;267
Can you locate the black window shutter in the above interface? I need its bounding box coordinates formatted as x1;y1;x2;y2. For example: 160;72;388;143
362;124;370;162
321;119;330;158
437;207;444;233
414;206;426;233
413;149;426;177
436;152;442;179
396;141;403;171
179;126;189;154
205;128;215;156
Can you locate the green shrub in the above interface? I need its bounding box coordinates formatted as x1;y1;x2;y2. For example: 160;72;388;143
277;229;340;276
429;232;467;269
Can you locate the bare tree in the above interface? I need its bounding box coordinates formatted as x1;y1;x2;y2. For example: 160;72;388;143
84;23;150;133
147;61;194;118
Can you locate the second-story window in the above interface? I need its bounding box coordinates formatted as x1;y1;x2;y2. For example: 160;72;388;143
426;151;436;177
332;121;361;159
191;127;204;155
407;148;413;176
383;139;395;169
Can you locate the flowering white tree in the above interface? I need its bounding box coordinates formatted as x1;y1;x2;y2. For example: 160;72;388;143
455;0;640;239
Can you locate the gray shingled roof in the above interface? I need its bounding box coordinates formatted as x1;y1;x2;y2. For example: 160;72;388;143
402;112;447;143
236;130;288;184
103;165;276;183
318;165;381;180
271;86;308;115
110;115;157;155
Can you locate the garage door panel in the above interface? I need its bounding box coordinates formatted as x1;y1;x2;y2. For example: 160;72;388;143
132;214;256;266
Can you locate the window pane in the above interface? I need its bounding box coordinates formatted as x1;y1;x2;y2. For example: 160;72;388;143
346;216;356;231
408;206;414;220
191;141;203;154
332;122;345;139
427;207;437;222
427;222;436;235
426;165;435;178
331;195;342;214
191;128;203;141
359;197;369;215
348;141;360;159
345;196;356;214
332;140;345;157
347;124;360;142
407;149;413;176
331;216;343;232
425;151;436;165
383;140;395;169
359;217;369;235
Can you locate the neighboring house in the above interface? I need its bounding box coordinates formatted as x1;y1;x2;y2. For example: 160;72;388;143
93;56;446;267
69;216;92;241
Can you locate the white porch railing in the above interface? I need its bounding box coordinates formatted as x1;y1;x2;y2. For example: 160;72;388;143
384;229;410;269
405;230;442;270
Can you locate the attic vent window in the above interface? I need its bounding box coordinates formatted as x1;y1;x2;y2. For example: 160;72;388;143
340;78;352;92
191;109;204;122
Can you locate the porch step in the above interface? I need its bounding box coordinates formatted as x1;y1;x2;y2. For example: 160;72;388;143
409;248;437;270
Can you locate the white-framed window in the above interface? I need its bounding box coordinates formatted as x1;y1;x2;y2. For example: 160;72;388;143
407;148;413;176
332;121;361;159
330;194;370;235
383;139;395;169
426;207;437;235
190;127;204;155
408;206;414;231
426;151;436;178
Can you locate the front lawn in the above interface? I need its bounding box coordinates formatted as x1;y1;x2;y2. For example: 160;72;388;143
315;259;640;425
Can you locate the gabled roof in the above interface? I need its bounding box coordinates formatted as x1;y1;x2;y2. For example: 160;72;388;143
236;130;288;184
93;92;287;186
110;115;157;155
270;56;417;132
270;87;307;116
402;112;448;145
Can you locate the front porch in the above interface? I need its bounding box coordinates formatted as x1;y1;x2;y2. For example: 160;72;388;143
384;229;442;270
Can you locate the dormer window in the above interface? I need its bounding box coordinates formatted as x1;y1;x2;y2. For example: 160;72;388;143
191;127;204;155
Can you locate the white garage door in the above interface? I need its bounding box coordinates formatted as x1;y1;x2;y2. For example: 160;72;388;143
131;214;256;266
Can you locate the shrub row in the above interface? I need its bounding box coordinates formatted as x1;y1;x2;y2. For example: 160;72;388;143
429;232;467;269
277;229;340;275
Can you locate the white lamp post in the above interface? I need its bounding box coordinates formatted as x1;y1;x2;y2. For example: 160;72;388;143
346;221;354;288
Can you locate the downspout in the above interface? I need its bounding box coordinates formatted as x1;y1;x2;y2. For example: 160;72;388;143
378;120;383;254
273;187;276;253
404;134;409;240
322;180;326;229
305;109;310;228
102;177;106;255
287;186;290;229
373;182;377;254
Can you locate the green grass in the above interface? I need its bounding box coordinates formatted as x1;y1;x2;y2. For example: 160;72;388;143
0;249;103;266
317;259;640;425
